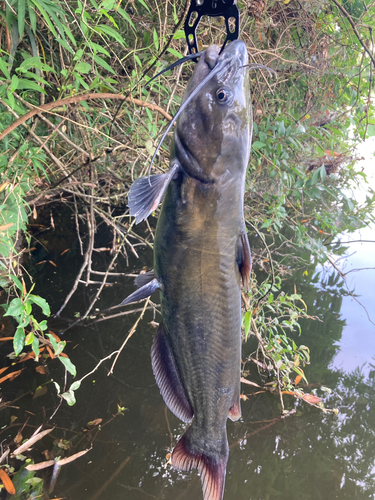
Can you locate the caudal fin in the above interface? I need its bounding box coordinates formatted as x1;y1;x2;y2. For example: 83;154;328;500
171;425;228;500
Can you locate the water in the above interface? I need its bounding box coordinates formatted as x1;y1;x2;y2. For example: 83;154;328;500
1;170;375;499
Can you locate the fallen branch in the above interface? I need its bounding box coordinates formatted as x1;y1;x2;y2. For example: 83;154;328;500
0;93;172;142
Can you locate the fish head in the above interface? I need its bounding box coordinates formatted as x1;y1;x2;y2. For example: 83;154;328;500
173;40;252;183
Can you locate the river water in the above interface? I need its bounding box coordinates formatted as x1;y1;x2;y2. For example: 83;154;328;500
1;152;375;499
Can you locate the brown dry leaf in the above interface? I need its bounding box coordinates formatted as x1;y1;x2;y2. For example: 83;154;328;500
0;366;9;375
302;394;322;405
21;278;27;295
26;448;91;471
14;432;23;446
15;347;45;363
240;377;261;388
33;386;48;399
86;418;102;428
0;369;25;384
0;468;16;495
46;346;54;359
35;365;47;375
13;427;54;456
0;337;14;342
0;223;14;232
0;181;9;193
295;375;303;386
59;352;68;358
57;448;91;466
60;248;69;255
281;390;297;396
25;460;54;471
48;260;57;267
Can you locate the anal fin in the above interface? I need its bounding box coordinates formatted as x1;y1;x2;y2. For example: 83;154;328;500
151;323;193;423
237;221;252;293
128;163;180;223
120;278;160;306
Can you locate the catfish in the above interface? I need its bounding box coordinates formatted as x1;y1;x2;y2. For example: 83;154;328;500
123;39;252;500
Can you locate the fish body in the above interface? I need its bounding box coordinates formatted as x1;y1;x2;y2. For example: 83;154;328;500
125;40;252;500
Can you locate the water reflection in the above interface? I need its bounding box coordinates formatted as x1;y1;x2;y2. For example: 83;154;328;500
1;208;374;500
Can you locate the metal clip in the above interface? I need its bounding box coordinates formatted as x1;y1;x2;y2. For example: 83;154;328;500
184;0;240;55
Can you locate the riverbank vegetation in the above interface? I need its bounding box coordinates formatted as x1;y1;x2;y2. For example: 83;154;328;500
0;0;375;488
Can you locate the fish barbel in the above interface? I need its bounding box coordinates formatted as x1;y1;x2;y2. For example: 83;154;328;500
123;39;252;500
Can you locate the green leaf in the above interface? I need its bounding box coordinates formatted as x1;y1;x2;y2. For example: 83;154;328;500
4;297;24;318
97;24;126;46
56;37;74;54
25;332;34;345
18;0;26;37
17;79;46;93
173;29;185;40
244;310;252;340
46;334;58;351
153;28;159;51
0;58;10;79
30;0;58;38
32;337;39;356
251;141;266;149
136;0;150;12
87;42;110;56
70;380;81;391
28;294;51;316
366;124;375;137
10;74;19;92
27;0;37;32
319;164;327;181
93;54;115;75
117;6;135;29
75;62;91;74
61;390;76;405
14;327;25;356
59;356;76;377
9;274;23;292
19;56;54;72
167;47;183;59
311;168;320;186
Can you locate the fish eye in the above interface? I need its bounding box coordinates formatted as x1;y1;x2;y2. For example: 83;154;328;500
216;88;233;105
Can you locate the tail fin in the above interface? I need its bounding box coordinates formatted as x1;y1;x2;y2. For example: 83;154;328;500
171;424;228;500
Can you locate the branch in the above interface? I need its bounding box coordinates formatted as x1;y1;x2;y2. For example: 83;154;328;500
0;93;172;142
330;0;375;67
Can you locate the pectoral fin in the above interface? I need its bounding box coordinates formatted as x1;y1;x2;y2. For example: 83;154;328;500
237;222;252;293
151;323;193;423
120;278;160;306
134;270;155;288
128;164;180;223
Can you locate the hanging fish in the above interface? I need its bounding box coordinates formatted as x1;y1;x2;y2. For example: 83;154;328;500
123;39;253;500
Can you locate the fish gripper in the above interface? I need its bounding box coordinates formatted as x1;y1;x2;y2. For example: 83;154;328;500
184;0;240;55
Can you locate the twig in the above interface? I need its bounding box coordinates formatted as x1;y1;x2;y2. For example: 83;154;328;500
54;225;92;317
108;299;151;375
90;457;130;500
13;92;91;158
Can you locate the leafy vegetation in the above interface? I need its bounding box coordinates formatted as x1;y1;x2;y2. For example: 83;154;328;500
0;0;374;411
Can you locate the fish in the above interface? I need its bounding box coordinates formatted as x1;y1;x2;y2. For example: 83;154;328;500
122;39;253;500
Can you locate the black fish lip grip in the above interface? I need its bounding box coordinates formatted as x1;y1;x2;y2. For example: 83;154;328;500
184;0;240;55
